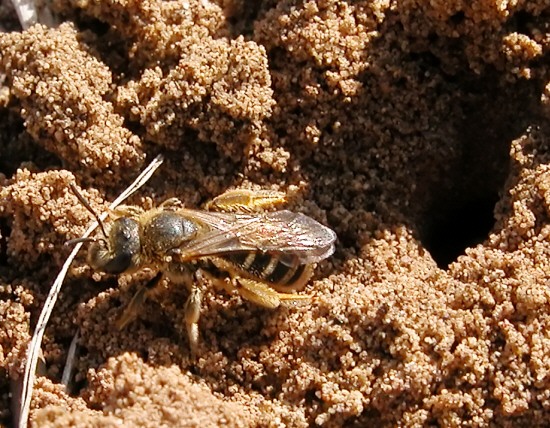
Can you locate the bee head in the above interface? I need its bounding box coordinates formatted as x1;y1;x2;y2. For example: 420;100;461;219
88;217;141;274
66;184;143;275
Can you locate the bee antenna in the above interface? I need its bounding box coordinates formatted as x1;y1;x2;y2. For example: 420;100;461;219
65;237;97;247
69;183;108;239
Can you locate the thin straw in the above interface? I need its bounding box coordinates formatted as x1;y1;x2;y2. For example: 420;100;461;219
17;154;164;428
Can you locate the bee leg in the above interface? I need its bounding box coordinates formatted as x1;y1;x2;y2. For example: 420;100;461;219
165;262;193;286
195;267;233;295
236;277;311;309
205;189;287;212
160;198;183;210
236;277;281;308
112;204;144;218
116;272;164;329
184;270;206;353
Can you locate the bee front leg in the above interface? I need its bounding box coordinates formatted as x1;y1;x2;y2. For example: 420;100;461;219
117;272;164;329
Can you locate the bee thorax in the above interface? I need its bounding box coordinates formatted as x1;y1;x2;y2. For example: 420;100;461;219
143;211;198;255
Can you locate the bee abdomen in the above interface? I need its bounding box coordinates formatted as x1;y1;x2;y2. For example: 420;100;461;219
225;252;313;291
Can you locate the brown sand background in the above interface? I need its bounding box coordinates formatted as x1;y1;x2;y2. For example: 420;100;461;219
1;0;550;426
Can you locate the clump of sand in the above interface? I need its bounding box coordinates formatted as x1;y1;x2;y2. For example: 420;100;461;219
1;0;550;426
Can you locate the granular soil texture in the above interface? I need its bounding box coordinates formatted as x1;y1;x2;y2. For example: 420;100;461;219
1;1;550;427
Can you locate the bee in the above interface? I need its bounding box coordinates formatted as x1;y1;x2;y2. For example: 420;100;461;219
69;188;336;351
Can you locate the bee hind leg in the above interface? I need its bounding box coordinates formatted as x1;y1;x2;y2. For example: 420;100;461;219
116;272;164;329
205;189;287;213
236;277;310;309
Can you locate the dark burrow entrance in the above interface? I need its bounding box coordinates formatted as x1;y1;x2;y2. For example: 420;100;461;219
422;191;501;267
418;77;541;268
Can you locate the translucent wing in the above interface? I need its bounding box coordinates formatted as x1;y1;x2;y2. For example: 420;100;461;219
173;209;336;265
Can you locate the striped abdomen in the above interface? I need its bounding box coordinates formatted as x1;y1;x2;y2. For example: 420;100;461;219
224;251;313;292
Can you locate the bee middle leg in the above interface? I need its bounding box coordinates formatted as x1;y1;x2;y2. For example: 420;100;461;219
184;270;208;353
112;204;144;218
116;271;164;329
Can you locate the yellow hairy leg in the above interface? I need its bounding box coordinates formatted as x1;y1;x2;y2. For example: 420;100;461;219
208;256;311;308
159;197;183;210
112;204;144;218
183;270;214;354
184;284;203;354
236;277;310;309
205;189;286;212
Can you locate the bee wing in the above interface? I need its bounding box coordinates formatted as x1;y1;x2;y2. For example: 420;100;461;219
174;209;336;265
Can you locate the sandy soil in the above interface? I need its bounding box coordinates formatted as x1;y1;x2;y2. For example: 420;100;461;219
1;0;550;426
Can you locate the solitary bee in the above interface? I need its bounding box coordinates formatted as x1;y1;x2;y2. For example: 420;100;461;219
70;188;336;351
